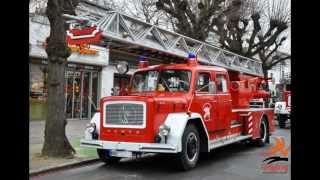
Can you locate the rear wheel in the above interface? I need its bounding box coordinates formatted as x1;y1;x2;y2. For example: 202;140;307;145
176;124;200;171
254;118;269;147
97;149;121;164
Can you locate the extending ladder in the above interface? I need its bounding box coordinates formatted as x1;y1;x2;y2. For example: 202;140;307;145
64;11;263;77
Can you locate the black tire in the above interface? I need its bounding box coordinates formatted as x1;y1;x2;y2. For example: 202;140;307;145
176;124;200;171
97;149;121;164
254;118;269;147
278;114;286;129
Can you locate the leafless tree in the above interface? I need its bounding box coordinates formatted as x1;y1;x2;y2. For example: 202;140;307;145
123;0;170;27
258;0;291;79
210;0;290;80
99;0;127;12
156;0;227;40
29;0;48;15
156;0;290;82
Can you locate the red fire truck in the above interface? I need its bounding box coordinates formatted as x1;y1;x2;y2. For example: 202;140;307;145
81;53;275;170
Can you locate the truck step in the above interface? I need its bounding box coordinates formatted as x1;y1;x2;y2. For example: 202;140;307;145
230;123;242;128
209;134;252;150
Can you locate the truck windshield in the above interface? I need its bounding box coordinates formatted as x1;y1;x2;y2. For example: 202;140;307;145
131;70;191;92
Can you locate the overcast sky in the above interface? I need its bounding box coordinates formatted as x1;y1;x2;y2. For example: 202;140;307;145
279;27;291;54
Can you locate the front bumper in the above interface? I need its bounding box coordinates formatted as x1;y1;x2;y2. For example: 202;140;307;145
80;139;178;154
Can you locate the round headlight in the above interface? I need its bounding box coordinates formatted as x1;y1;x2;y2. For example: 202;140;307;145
86;123;96;133
159;124;170;136
88;127;95;133
116;61;129;74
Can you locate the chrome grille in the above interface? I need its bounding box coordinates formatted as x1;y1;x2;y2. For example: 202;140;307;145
105;103;144;126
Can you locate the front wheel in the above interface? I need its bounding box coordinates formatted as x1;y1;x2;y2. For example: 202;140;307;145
97;149;121;164
176;124;200;171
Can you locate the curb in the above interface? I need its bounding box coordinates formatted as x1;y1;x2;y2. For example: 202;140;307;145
30;157;100;177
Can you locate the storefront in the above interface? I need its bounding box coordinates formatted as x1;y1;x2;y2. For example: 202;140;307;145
29;56;105;120
29;16;111;120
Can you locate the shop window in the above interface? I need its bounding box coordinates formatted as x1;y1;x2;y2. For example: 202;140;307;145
29;63;48;121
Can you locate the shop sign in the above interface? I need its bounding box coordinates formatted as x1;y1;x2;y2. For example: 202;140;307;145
65;71;81;77
69;44;98;55
67;63;101;71
66;21;102;56
43;22;102;56
66;23;102;45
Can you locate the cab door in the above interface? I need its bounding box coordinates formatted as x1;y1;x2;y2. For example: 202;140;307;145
215;73;232;130
192;72;218;133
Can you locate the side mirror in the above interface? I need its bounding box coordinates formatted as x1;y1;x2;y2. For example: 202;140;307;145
208;81;216;94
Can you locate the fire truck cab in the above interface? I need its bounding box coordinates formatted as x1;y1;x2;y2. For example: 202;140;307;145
81;54;275;170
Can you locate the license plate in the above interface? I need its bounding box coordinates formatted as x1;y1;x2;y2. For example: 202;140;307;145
110;150;132;158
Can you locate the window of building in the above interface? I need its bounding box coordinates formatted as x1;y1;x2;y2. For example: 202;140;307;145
216;74;228;93
29;61;101;120
29;62;48;121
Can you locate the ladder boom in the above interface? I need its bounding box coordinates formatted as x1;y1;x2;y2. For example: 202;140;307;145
64;11;263;77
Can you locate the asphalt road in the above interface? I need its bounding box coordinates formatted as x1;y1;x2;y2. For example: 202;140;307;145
31;127;291;180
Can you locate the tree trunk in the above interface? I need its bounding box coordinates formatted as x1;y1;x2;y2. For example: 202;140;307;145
262;64;270;91
41;0;75;157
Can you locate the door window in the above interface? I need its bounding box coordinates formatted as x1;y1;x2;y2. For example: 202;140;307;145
81;72;90;119
196;73;211;93
216;74;228;93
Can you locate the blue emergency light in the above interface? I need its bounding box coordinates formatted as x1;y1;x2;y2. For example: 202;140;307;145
188;52;196;59
138;55;149;68
187;52;197;65
138;55;148;62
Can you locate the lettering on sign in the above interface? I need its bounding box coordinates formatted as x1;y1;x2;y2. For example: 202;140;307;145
69;44;98;55
65;71;81;77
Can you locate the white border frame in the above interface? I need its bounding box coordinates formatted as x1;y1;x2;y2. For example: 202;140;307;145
103;101;147;129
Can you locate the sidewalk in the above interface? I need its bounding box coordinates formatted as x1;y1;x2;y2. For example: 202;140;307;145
29;120;99;175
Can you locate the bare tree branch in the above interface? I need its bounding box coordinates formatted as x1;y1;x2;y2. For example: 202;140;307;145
269;55;291;68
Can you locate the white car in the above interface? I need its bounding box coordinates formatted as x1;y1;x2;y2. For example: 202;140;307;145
274;101;290;128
